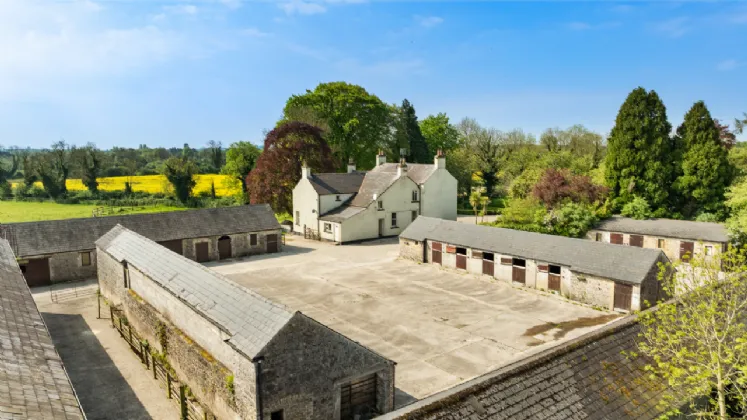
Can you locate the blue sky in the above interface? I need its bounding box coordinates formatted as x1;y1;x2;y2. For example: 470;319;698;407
1;0;746;149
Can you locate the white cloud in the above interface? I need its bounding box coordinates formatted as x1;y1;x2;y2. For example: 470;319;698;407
717;59;740;71
164;4;199;15
415;15;444;28
279;1;327;15
241;27;272;38
219;0;243;10
652;17;690;38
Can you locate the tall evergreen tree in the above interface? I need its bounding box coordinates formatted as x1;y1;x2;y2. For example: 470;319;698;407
604;87;673;215
395;99;430;163
675;101;734;217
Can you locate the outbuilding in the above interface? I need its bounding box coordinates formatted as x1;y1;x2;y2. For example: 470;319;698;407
0;204;282;287
97;225;395;420
587;216;729;263
400;217;669;312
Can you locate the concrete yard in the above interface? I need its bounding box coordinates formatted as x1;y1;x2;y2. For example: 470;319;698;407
210;236;620;403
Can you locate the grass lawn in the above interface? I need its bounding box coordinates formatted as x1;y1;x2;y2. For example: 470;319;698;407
0;201;186;223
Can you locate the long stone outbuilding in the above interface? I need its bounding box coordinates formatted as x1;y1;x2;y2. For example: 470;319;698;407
400;217;670;312
96;225;395;420
0;239;86;420
0;204;282;287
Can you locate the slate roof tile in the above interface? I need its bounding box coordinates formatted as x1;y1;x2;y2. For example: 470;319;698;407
308;172;365;195
593;216;728;243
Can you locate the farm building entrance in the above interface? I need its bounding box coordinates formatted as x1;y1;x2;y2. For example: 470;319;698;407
610;233;624;245
548;265;561;292
680;241;694;261
195;242;210;263
512;258;526;284
158;239;183;255
267;234;279;253
455;248;467;270
21;258;51;287
431;242;442;265
340;373;378;420
218;236;232;260
482;252;494;276
629;235;644;247
614;283;633;311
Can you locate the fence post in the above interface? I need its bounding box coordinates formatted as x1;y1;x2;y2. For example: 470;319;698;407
118;317;123;337
152;354;157;379
109;306;114;327
179;386;188;420
128;324;133;347
167;372;172;399
139;341;145;364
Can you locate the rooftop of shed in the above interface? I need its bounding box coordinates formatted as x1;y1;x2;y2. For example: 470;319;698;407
592;216;729;243
401;217;666;285
0;239;85;420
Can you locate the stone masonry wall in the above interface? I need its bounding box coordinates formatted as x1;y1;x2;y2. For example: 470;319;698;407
182;229;282;261
399;238;424;262
97;248;127;306
569;272;614;310
259;314;395;420
49;250;97;283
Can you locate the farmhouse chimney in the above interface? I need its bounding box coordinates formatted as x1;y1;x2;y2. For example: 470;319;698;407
376;150;387;167
301;161;311;179
434;149;446;169
347;158;356;173
397;158;408;178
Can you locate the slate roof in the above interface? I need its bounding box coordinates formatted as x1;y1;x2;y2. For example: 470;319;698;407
319;205;366;223
401;217;666;284
2;204;280;258
350;172;403;207
0;240;85;420
593;216;729;243
95;225;294;359
370;162;437;185
377;312;675;420
308;172;365;195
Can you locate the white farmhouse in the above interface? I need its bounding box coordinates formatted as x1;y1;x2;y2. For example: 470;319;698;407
292;150;457;243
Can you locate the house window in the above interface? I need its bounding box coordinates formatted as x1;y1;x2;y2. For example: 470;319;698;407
412;190;419;202
324;223;332;233
657;239;665;249
123;262;130;289
270;410;284;420
705;245;713;256
378;201;384;210
336;195;341;201
295;211;300;226
250;234;258;246
81;252;91;267
595;232;602;242
412;210;417;221
391;212;397;228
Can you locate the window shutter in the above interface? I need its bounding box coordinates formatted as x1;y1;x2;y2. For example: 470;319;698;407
500;257;512;265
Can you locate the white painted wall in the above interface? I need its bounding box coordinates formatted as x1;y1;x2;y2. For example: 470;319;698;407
420;167;458;221
292;178;320;233
319;194;354;214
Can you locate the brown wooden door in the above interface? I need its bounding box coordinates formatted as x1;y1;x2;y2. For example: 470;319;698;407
512;266;525;284
23;258;51;287
610;233;624;244
195;242;210;262
456;254;467;270
629;235;644;247
432;250;442;265
548;274;561;291
680;241;694;261
158;239;183;255
218;236;232;260
340;374;377;420
614;283;633;311
267;234;279;253
482;259;494;276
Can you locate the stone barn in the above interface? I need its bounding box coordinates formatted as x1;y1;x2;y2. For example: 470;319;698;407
0;204;282;287
0;239;85;419
400;217;669;312
96;225;395;420
587;216;729;263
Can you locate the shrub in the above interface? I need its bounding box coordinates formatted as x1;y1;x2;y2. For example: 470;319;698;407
532;168;608;208
695;212;721;223
544;202;598;238
621;196;651;220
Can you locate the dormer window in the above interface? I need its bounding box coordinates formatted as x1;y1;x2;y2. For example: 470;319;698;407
377;201;384;210
412;190;419;202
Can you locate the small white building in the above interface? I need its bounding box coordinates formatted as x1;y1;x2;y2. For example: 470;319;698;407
292;151;457;243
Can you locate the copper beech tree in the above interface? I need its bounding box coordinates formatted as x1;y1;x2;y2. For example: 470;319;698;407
246;121;336;213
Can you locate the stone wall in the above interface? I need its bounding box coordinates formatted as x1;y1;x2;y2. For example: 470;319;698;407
399;238;424;262
259;314;395;420
182;229;282;261
569;272;614;310
586;229;725;263
46;250;97;283
97;248;127;306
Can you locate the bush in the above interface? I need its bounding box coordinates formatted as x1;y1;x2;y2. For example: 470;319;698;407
544;202;598;238
695;212;721;223
0;182;12;199
621;196;652;220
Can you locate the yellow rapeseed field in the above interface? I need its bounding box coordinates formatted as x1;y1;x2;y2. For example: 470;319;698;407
15;175;242;197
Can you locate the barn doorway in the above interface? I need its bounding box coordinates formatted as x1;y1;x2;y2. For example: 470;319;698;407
614;283;633;311
482;252;495;277
195;242;210;263
512;258;526;284
267;234;279;253
340;373;378;420
610;233;624;245
455;247;467;270
680;241;694;261
431;242;442;265
629;235;644;247
548;265;561;292
22;258;51;287
158;239;183;256
378;219;384;237
218;236;232;260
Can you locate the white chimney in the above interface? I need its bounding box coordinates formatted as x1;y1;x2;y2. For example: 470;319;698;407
434;149;446;169
376;150;387;167
397;158;408;178
301;162;311;179
347;158;356;173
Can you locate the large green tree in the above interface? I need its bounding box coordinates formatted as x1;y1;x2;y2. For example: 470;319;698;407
283;82;391;170
674;101;734;217
393;99;429;163
604;87;673;215
420;113;460;154
162;156;198;203
222;141;261;197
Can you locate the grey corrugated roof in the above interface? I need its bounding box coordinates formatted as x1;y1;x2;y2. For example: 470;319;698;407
401;217;666;284
377;312;677;420
350;172;401;207
593;216;729;243
319;205;366;223
3;204;280;258
308;172;365;195
96;226;293;359
0;240;85;420
371;163;436;185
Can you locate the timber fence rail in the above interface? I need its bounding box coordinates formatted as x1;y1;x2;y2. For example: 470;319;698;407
111;307;217;420
50;280;98;303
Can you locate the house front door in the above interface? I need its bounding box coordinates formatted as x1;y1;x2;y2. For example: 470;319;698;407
378;219;384;237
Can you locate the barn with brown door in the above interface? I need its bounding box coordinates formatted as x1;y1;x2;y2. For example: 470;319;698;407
587;216;729;263
0;204;282;287
400;217;670;312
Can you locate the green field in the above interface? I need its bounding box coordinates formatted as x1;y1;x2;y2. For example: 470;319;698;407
0;201;186;223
